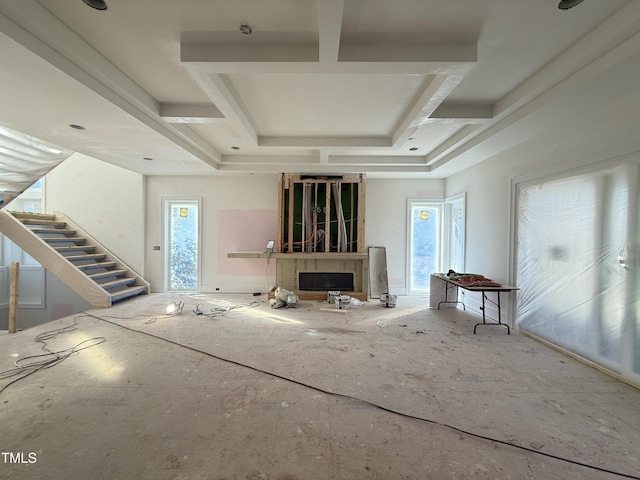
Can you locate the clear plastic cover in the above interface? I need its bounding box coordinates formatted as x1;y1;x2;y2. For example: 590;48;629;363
0;126;72;207
515;162;639;383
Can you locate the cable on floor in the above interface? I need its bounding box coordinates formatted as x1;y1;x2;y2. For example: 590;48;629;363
0;321;106;395
83;312;640;480
195;299;261;317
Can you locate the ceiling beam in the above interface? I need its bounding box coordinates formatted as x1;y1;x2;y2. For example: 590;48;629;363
329;155;427;166
182;41;476;66
391;75;447;146
182;67;259;145
220;155;318;165
425;125;480;166
0;2;223;169
181;42;318;63
216;162;433;176
429;103;493;122
339;42;476;63
181;39;477;75
160;103;225;123
258;136;392;148
428;12;640;172
318;0;344;64
319;149;330;164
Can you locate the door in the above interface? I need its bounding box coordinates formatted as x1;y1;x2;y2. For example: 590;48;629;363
407;200;442;294
164;199;200;292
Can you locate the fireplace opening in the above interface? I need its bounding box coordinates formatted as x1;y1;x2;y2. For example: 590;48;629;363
299;272;354;291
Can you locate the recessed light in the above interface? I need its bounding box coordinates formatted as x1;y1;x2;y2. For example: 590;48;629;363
231;146;240;150
409;147;418;151
69;124;85;130
143;157;153;161
558;0;584;9
83;0;107;10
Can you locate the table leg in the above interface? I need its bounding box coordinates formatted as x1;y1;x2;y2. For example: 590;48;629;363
474;291;510;334
437;282;465;310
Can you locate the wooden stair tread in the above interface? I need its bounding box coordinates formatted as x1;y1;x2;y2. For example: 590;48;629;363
19;219;67;228
99;277;136;289
66;253;107;262
110;286;147;303
77;261;117;271
10;211;57;221
89;269;127;281
54;245;96;252
43;237;87;244
29;228;77;235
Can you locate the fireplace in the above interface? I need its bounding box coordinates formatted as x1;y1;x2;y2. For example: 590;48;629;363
298;272;354;291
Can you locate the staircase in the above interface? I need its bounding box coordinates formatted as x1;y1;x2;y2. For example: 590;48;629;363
0;210;149;307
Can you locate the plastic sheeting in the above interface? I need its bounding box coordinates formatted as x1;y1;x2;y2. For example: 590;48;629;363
0;126;72;208
515;162;640;384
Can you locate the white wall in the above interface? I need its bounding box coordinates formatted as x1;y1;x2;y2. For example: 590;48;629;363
143;175;445;295
144;174;280;293
366;178;445;294
1;154;141;330
445;85;640;317
0;270;91;330
45;153;145;273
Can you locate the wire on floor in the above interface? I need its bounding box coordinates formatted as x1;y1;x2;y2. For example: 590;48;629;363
65;313;640;480
0;321;106;395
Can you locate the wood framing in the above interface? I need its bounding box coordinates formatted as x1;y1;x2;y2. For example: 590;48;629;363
276;173;366;254
231;173;369;299
8;262;19;333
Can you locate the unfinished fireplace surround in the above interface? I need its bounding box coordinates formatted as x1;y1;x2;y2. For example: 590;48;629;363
229;174;369;300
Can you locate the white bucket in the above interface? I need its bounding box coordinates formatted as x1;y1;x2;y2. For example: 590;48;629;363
336;295;351;309
380;293;397;308
327;291;341;304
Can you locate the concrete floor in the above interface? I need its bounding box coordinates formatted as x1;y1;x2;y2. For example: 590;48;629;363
1;293;639;480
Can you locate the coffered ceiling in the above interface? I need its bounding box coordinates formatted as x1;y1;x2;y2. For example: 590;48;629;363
0;0;638;177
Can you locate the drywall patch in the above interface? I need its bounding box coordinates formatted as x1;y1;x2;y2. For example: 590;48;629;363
217;209;277;276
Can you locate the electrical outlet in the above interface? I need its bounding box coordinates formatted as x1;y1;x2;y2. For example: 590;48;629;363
152;245;160;251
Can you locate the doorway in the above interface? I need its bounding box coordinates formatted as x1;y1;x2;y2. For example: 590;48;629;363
164;198;201;292
407;200;442;294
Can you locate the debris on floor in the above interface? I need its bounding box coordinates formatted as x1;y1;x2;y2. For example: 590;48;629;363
331;294;363;310
335;295;352;310
379;292;397;307
270;286;298;308
327;290;341;304
319;307;349;314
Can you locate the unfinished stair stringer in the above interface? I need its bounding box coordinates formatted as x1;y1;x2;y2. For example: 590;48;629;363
0;210;149;307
